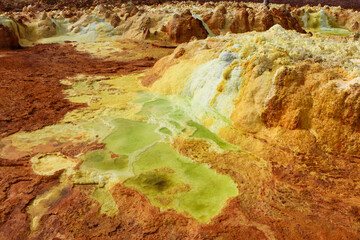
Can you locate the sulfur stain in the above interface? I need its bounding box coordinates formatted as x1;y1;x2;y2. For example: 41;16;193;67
92;188;119;216
103;118;162;155
31;153;79;176
187;120;237;150
15;72;240;223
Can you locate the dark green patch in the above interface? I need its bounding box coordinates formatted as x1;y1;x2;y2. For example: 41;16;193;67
159;127;172;135
125;172;175;193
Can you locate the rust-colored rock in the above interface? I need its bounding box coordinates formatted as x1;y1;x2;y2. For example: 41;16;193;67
0;156;61;240
174;47;185;58
0;25;20;49
230;8;250;33
231;6;305;34
110;14;121;28
142;28;150;39
271;6;307;33
253;7;275;31
261;61;360;155
129;6;139;17
203;5;227;34
166;15;208;43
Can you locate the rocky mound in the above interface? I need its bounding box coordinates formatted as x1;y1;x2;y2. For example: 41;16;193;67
0;24;20;49
166;11;208;43
145;24;360;155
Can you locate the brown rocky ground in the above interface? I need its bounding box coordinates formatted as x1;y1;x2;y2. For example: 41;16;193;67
0;43;157;138
0;42;165;239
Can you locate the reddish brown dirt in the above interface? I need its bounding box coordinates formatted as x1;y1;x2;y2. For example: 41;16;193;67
0;141;105;240
0;42;162;240
0;43;157;138
29;184;268;240
0;156;61;240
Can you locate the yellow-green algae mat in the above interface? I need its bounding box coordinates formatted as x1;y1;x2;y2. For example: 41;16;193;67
0;73;238;227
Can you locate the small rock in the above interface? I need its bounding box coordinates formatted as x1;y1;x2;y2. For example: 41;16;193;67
41;12;48;20
174;47;185;58
204;3;211;8
69;16;79;24
352;22;359;32
125;2;135;14
166;14;208;43
354;32;360;41
62;10;74;18
105;11;112;19
142;28;150;40
182;9;192;17
215;4;227;15
129;7;139;17
160;25;167;32
111;14;121;28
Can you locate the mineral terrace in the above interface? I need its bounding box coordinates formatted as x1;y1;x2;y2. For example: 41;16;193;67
1;0;360;239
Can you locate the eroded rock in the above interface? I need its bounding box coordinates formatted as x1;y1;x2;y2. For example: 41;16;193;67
203;5;227;35
230;8;250;33
166;14;208;43
36;16;57;38
110;14;121;28
0;24;20;49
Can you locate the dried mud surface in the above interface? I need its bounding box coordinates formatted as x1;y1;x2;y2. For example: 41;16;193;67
0;43;157;138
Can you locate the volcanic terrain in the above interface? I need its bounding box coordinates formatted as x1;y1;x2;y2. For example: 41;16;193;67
1;1;360;239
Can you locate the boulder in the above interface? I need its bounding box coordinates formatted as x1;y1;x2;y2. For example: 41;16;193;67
166;15;208;43
230;8;250;33
253;7;274;31
129;6;139;17
36;16;57;38
110;14;121;28
270;7;306;33
0;24;20;49
203;5;226;34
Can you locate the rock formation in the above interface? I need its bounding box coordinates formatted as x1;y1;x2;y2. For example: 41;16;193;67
36;15;57;38
165;12;208;43
231;5;306;33
230;8;250;33
203;5;227;34
0;24;20;49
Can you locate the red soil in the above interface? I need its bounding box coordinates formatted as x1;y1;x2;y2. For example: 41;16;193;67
0;43;157;138
0;42;159;240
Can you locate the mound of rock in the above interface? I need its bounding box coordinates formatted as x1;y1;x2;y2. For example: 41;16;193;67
0;24;20;49
231;6;306;34
261;62;360;154
166;12;208;43
203;5;227;35
36;14;57;38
